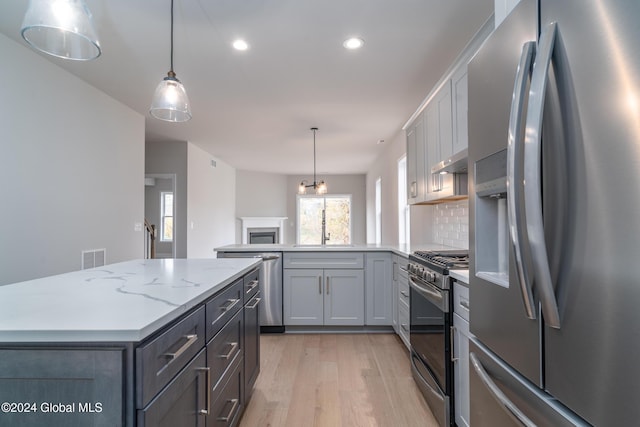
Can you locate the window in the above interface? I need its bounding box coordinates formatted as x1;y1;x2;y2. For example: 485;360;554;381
160;192;174;242
375;177;382;245
297;195;352;245
398;156;410;245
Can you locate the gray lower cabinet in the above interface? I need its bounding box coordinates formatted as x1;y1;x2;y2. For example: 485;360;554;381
365;252;393;325
283;268;364;326
0;268;260;427
0;348;125;427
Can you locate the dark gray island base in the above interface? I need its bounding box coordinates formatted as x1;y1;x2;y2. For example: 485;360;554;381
0;259;261;427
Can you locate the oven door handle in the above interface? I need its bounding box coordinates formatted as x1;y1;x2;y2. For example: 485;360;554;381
409;275;448;312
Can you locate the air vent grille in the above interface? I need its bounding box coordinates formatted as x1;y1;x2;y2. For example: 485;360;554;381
82;249;106;270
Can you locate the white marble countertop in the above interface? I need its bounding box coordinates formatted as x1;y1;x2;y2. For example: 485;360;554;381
0;258;261;343
215;243;462;258
450;269;470;285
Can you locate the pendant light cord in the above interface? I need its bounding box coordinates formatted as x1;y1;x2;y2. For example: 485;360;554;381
312;127;318;186
170;0;175;73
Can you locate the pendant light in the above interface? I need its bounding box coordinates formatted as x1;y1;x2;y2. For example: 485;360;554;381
20;0;101;61
150;0;192;122
298;127;328;195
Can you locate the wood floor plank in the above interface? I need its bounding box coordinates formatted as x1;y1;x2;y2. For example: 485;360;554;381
239;333;438;427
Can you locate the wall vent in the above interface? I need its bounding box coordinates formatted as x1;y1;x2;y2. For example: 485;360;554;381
82;249;106;270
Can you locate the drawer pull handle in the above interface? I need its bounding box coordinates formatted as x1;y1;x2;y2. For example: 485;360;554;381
400;290;409;298
217;398;240;422
212;298;240;325
460;300;470;311
246;280;259;293
196;367;211;415
401;324;409;332
399;266;409;273
218;342;239;360
246;297;261;309
162;334;198;360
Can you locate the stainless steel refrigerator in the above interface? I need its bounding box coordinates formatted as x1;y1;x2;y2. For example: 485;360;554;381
468;0;640;425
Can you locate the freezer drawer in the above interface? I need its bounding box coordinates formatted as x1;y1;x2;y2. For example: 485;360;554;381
469;339;587;427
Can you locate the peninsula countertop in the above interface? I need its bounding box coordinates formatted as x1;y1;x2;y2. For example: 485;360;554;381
215;243;463;257
0;258;261;343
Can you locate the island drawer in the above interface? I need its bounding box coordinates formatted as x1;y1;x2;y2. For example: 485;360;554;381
137;306;206;408
206;278;244;342
210;353;244;427
207;308;244;392
283;252;364;269
243;268;260;303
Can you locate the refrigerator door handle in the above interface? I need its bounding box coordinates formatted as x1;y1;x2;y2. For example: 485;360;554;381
507;41;537;320
470;352;536;427
524;22;561;329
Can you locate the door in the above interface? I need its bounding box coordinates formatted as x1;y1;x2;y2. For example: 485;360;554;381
283;269;323;325
469;339;586;427
537;1;640;425
467;0;541;385
324;269;365;325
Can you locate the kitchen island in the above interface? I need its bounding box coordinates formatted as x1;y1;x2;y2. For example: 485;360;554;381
0;258;261;427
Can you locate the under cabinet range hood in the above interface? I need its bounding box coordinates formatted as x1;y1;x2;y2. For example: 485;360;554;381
416;149;469;205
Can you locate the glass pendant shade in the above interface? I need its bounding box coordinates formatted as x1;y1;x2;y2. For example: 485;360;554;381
21;0;101;61
298;182;307;195
150;72;192;122
316;181;327;194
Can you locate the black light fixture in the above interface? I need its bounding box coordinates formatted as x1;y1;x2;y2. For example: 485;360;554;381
150;0;192;122
20;0;101;61
298;127;328;195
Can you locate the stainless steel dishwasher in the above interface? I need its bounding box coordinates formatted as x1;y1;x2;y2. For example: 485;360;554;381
217;252;284;333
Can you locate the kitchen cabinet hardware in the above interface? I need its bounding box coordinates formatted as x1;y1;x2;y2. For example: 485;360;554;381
245;297;261;309
217;398;240;422
326;276;330;294
197;366;211;415
212;298;240;325
162;334;198;360
217;342;239;360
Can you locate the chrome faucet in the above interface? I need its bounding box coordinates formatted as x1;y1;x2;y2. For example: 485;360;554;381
321;209;330;245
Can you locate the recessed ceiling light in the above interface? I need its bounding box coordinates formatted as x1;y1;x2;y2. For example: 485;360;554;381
232;39;249;51
343;37;364;50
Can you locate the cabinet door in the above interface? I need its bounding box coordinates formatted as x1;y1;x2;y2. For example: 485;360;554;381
406;125;418;202
324;269;365;325
453;313;471;427
138;349;207;427
283;269;324;325
452;65;469;154
392;258;399;333
244;292;260;402
436;80;454;165
365;253;393;325
406;112;426;203
0;348;124;427
425;101;439;195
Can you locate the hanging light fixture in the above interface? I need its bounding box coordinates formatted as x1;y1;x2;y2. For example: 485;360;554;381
20;0;101;61
298;127;328;195
150;0;192;122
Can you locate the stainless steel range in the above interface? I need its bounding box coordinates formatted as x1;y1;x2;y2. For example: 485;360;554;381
408;249;469;427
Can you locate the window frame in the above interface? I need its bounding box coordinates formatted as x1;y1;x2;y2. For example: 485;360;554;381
296;194;353;245
160;191;174;242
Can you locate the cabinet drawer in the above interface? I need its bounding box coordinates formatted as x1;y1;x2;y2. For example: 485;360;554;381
206;279;243;342
243;268;259;303
453;282;470;321
398;303;410;350
398;277;410;310
207;308;243;393
137;306;206;408
283;252;364;269
137;349;207;427
210;354;244;427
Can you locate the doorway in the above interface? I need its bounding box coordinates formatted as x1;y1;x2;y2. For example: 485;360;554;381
145;174;177;258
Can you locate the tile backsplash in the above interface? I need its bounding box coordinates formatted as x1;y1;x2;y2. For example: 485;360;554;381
433;200;469;249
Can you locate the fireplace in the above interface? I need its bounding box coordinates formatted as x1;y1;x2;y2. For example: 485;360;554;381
240;217;287;244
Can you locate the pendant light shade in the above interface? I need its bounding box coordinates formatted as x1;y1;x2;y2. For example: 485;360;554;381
21;0;101;61
150;0;192;122
298;127;328;195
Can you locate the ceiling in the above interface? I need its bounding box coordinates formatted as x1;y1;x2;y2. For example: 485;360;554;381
0;0;493;175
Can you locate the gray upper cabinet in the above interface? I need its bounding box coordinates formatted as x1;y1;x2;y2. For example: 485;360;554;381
451;64;469;155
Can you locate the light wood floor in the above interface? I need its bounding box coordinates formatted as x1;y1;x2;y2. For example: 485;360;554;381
239;333;438;427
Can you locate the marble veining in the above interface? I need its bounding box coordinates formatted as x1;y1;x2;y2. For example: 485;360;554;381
0;258;260;343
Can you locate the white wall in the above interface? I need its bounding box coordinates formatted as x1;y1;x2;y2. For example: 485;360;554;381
235;170;288;243
145;141;188;258
188;143;236;257
0;34;145;285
